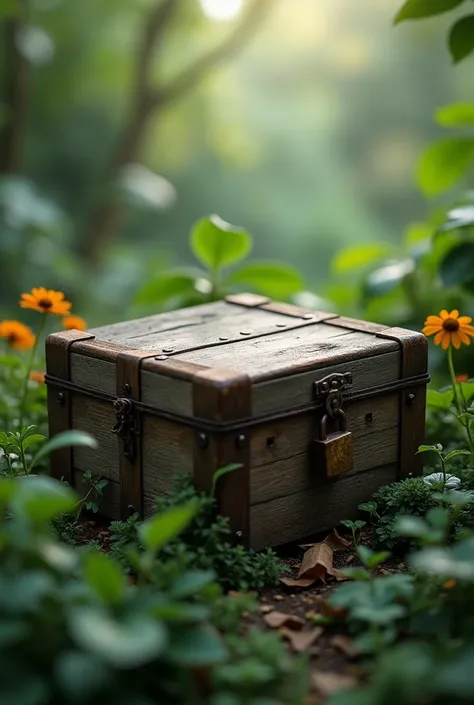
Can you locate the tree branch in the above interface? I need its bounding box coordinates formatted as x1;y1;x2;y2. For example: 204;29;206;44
158;0;272;107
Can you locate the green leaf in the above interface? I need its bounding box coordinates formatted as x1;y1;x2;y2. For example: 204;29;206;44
340;567;371;580
440;242;474;287
417;444;442;454
31;430;98;469
331;243;393;274
22;434;46;451
0;0;22;18
191;215;252;271
69;607;167;668
367;551;391;569
356;545;374;567
449;15;474;63
138;501;198;552
436;102;474;127
83;550;126;606
445;449;472;461
171;570;216;599
427;389;454;411
394;515;429;538
352;604;407;624
134;271;198;305
166;624;227;666
12;475;77;523
211;463;241;498
55;651;112;699
417;138;474;196
226;261;304;298
395;0;463;23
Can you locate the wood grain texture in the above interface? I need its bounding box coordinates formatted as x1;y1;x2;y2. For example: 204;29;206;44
193;368;252;422
252;350;401;416
251;393;399;470
178;327;398;382
142;416;194;497
70;354;116;396
249;464;398;549
251;425;399;505
71;395;118;480
140;371;193;416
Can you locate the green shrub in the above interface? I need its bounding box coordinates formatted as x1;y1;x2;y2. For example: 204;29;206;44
110;474;285;591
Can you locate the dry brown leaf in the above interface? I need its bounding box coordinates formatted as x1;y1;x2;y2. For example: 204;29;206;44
325;528;352;551
280;626;324;652
311;671;359;697
313;596;348;620
331;635;358;659
280;576;317;588
345;554;355;564
298;542;336;582
263;611;306;630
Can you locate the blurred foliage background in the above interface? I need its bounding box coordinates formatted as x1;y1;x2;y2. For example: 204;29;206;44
2;0;474;379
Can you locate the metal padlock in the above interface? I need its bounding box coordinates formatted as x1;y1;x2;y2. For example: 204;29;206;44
313;409;353;478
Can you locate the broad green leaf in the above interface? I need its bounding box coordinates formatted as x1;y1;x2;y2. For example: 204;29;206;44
395;516;429;537
22;434;46;450
166;624;227;666
417;444;442;453
449;15;474;63
190;215;252;271
12;475;77;523
340;567;371;581
440;242;474;287
426;507;451;530
365;259;414;297
445;449;472;461
171;570;216;599
31;430;98;469
0;0;21;18
0;478;17;509
352;604;406;624
138;501;198;552
395;0;463;23
459;381;474;403
404;222;433;248
441;204;474;232
69;607;167;668
417;138;474;196
436;102;474;127
211;463;241;498
331;243;393;274
55;651;112;699
134;271;198;305
356;545;374;567
226;261;304;298
83;551;126;606
367;551;391;570
426;389;454;411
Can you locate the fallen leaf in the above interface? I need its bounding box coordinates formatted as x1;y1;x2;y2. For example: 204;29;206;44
263;611;306;630
443;579;456;589
325;528;352;551
298;541;343;582
260;604;274;614
345;554;355;564
274;595;284;601
280;626;324;652
280;576;317;588
311;671;358;697
314;596;348;620
331;635;358;659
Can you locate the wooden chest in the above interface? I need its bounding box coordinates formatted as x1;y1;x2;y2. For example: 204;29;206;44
45;294;429;549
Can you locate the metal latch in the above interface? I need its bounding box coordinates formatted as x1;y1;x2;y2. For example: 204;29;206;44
112;398;139;461
313;372;354;478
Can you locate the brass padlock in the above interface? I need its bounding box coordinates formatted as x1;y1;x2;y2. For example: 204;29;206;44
313;410;353;478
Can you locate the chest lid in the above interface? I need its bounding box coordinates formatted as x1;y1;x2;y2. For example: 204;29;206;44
45;294;428;427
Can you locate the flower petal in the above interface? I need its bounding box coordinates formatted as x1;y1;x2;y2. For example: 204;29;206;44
439;310;449;319
449;310;460;319
458;316;472;325
458;331;471;346
422;325;442;336
424;315;443;326
441;333;451;350
434;330;444;346
451;332;462;349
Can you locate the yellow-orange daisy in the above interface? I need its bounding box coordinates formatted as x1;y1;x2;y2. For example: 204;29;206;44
456;373;470;383
30;371;45;383
422;310;474;350
20;287;71;316
0;320;36;350
62;315;87;331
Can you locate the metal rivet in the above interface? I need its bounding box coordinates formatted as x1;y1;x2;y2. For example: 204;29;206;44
408;472;413;477
240;331;251;336
123;383;131;394
236;434;246;448
155;355;168;361
57;392;65;404
406;393;416;407
276;323;287;328
128;504;136;515
236;530;243;539
302;314;313;320
198;432;209;449
219;336;229;341
162;348;174;353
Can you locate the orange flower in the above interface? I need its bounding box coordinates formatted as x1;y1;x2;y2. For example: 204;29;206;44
20;287;71;316
62;315;87;331
456;373;470;383
422;310;474;350
30;371;45;384
0;320;36;350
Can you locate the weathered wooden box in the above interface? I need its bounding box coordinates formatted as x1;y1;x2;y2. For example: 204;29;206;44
45;294;428;549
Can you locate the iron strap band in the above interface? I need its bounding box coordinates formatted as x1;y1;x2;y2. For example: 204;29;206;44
44;371;430;434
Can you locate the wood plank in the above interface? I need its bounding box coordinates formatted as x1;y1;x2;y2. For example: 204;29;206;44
142;416;194;497
140;371;193;416
251;424;399;505
251;393;399;469
177;327;398;381
70;354;116;397
249;464;398;549
71;395;119;480
88;300;231;343
252;350;400;416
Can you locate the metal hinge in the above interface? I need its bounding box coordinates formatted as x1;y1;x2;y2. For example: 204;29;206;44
112;397;140;461
314;372;353;418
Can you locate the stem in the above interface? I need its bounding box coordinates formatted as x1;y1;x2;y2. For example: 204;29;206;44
447;346;474;454
18;314;46;428
440;454;447;492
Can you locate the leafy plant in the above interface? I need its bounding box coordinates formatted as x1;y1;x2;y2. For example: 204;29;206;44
135;214;305;311
339;518;367;547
